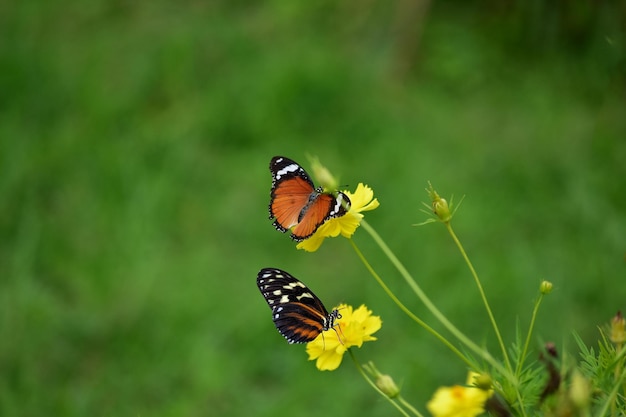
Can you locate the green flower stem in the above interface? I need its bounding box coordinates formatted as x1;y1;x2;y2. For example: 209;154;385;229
349;238;474;369
359;220;510;379
443;222;528;417
444;222;527;417
444;222;513;375
516;293;544;378
398;396;423;417
348;349;413;417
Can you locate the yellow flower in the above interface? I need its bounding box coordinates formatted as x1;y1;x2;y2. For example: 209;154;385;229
306;304;382;371
297;183;379;252
427;372;493;417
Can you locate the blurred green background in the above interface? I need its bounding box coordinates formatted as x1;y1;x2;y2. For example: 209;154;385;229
1;1;625;416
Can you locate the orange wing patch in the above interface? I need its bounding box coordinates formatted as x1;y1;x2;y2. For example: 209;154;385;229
270;176;314;231
291;194;333;240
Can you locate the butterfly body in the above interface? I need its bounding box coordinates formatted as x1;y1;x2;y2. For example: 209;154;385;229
257;268;340;344
269;156;350;241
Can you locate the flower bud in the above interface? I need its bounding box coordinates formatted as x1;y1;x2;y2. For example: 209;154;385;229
426;183;452;223
376;374;401;399
610;311;626;345
363;362;400;398
470;373;493;391
433;197;451;223
309;156;339;191
539;280;553;294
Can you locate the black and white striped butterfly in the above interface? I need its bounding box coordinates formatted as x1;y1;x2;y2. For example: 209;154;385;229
257;268;341;344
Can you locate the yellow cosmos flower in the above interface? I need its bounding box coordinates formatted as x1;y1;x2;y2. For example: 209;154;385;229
427;372;493;417
297;183;379;252
306;304;382;371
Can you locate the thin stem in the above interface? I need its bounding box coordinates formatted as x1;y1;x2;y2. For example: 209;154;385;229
443;223;527;417
348;349;412;417
516;293;544;378
359;220;510;378
350;238;474;369
398;396;424;417
444;222;512;374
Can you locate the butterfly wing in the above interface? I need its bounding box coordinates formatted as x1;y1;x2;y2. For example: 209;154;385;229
270;176;316;233
269;156;316;233
257;268;330;344
269;156;351;241
291;191;351;241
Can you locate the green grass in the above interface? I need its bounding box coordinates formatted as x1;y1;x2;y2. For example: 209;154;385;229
1;2;625;416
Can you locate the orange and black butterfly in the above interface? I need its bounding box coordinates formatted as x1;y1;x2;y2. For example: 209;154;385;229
257;268;341;343
269;156;351;241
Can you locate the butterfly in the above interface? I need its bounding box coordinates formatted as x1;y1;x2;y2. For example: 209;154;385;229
269;156;351;242
257;267;341;344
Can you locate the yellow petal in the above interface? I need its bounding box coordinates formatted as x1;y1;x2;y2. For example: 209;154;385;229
314;349;344;371
362;316;383;335
345;183;374;210
316;217;343;238
296;233;326;252
360;197;380;212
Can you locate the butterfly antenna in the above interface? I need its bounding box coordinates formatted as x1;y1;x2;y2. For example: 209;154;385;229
332;325;345;346
332;306;345;345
